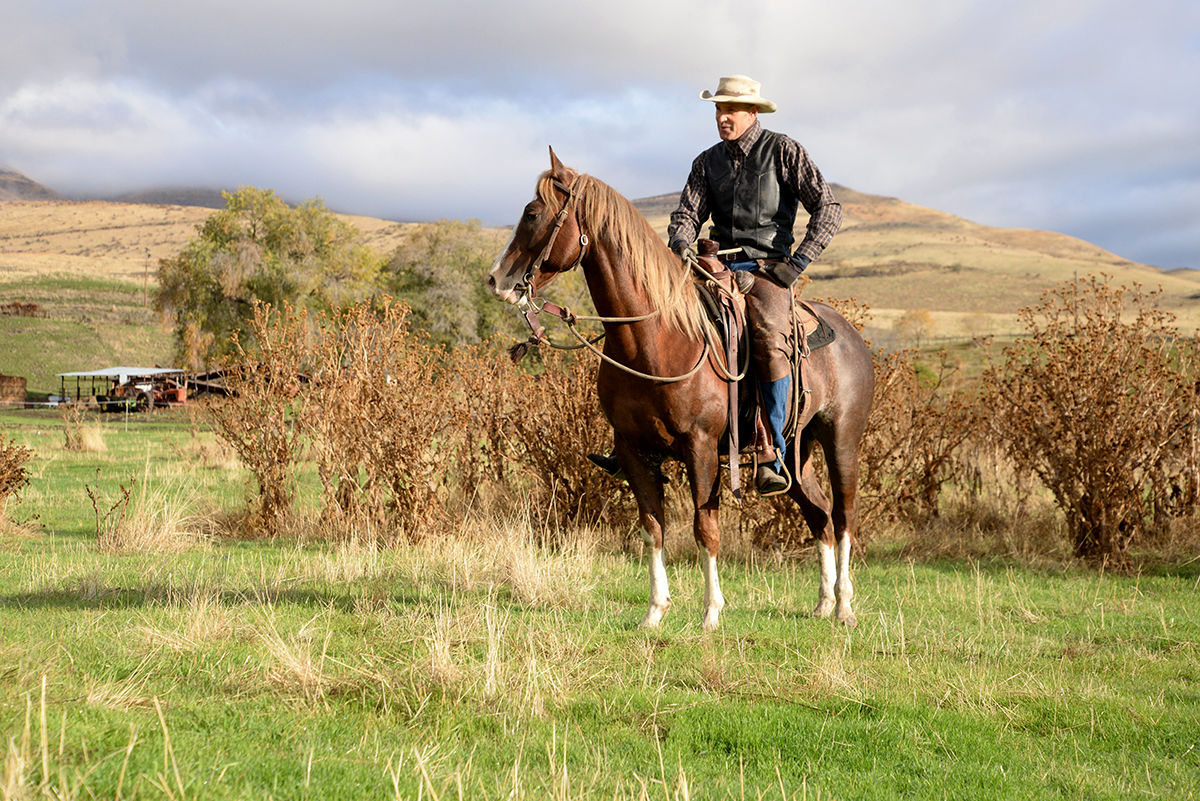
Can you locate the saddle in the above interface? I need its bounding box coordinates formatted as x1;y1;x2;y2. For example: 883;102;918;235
690;239;836;497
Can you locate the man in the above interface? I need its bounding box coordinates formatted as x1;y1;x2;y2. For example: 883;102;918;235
590;74;842;495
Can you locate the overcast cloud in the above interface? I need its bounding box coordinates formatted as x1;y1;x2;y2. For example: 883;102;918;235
1;0;1196;268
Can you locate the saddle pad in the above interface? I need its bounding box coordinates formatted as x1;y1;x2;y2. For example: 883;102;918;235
805;312;837;352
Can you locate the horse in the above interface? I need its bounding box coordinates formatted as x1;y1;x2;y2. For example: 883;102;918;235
486;148;875;629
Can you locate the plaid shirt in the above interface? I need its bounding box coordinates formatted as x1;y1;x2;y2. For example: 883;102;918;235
668;120;842;263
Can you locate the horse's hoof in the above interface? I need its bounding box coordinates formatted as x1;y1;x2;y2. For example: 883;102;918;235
811;599;835;619
640;605;669;628
837;610;858;628
702;611;721;631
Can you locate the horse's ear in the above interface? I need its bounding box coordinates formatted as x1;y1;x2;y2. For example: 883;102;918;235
548;146;569;181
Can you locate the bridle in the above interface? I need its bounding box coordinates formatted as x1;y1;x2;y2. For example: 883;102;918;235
514;174;589;302
506;174;712;384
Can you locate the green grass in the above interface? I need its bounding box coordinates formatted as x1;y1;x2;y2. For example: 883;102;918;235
1;411;1198;799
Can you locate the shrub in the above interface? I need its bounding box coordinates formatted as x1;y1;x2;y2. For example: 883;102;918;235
303;299;457;540
858;349;978;530
208;302;311;535
500;349;631;531
982;276;1199;565
0;432;32;511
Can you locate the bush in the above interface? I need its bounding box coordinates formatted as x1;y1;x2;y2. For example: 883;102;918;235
983;276;1199;565
208;302;311;535
499;349;632;532
0;432;32;512
858;349;978;529
303;299;457;540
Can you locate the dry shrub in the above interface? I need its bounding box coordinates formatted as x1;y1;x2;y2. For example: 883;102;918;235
498;348;632;531
208;302;311;535
983;276;1200;566
60;404;106;452
210;298;481;542
447;340;527;515
0;432;32;512
857;349;978;531
304;298;456;540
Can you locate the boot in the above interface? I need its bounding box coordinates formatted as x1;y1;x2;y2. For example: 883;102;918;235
587;452;623;477
756;376;791;496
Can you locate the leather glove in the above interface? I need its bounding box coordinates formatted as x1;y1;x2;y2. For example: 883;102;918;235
761;253;810;288
670;239;698;264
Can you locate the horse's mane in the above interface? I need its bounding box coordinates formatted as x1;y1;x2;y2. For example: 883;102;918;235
536;169;708;342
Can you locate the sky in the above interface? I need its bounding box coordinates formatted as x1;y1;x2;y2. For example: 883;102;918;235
1;0;1197;269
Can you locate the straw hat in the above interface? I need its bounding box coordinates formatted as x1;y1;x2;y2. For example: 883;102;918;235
699;75;777;113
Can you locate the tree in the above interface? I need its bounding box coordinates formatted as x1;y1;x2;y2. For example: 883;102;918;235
383;219;517;347
156;187;385;367
894;308;935;348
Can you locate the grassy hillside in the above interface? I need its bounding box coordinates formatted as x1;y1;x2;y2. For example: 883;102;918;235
0;200;423;394
2;186;1195;395
0;200;417;283
634;185;1200;336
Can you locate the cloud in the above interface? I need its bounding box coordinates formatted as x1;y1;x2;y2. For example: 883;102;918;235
1;0;1197;267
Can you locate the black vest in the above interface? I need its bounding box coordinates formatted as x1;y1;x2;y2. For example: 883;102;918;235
703;129;799;260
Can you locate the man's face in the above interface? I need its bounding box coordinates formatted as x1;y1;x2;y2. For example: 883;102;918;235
714;102;758;141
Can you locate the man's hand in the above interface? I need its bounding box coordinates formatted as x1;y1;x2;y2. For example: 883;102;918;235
670;239;698;264
760;253;810;288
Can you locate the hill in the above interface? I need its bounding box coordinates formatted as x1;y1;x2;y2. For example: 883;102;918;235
0;168;62;201
632;185;1200;335
1;180;1195;356
0;199;418;284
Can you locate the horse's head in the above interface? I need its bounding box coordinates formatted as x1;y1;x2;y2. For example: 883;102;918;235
486;147;590;304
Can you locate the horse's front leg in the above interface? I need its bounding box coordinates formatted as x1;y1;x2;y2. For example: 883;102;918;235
619;444;670;628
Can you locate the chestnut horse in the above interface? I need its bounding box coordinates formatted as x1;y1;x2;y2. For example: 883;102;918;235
486;149;874;628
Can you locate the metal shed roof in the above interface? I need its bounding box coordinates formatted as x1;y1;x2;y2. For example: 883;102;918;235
57;367;184;381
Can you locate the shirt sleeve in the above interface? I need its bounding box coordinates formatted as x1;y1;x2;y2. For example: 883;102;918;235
778;138;842;263
667;154;709;249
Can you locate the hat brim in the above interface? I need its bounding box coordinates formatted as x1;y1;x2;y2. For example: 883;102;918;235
700;90;777;113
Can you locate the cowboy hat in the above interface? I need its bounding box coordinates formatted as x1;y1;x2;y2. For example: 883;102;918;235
699;75;777;113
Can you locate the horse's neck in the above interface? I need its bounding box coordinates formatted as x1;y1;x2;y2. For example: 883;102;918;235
582;243;699;356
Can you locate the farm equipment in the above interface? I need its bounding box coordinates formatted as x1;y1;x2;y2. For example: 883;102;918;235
57;367;187;412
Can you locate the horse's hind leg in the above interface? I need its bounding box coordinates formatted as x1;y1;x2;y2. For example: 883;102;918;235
786;434;838;619
683;440;725;630
823;428;864;628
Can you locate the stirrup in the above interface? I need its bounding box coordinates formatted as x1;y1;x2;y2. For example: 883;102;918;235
755;461;790;497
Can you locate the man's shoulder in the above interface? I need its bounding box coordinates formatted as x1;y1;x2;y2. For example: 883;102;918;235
761;128;803;150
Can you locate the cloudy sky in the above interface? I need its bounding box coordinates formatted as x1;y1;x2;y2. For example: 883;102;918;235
2;0;1197;269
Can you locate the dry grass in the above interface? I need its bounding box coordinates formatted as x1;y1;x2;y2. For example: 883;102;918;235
0;200;416;285
90;473;207;554
59;406;106;453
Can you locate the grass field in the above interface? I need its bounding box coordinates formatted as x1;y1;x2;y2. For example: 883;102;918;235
1;409;1198;800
